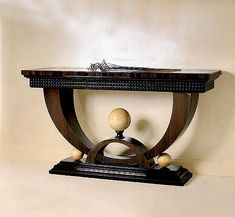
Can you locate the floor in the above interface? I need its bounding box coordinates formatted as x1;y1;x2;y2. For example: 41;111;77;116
1;158;235;217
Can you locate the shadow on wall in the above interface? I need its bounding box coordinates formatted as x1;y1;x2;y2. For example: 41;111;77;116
177;71;235;167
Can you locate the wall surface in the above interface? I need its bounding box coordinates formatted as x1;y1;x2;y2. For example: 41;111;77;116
0;0;235;176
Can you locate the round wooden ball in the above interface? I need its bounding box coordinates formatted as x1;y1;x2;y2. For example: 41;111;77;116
108;108;131;131
157;153;172;167
71;149;83;160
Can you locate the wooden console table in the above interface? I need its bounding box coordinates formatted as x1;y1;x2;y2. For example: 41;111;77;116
22;66;221;186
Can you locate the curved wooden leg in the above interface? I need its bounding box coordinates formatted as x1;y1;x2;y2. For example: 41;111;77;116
44;88;138;164
44;88;93;154
44;89;198;164
145;93;199;160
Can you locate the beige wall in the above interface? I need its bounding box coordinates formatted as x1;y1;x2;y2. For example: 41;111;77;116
0;19;2;142
0;0;235;176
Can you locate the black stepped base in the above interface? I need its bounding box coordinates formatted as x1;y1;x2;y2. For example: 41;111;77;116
49;157;192;186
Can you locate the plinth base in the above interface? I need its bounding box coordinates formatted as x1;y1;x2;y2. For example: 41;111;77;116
49;158;192;186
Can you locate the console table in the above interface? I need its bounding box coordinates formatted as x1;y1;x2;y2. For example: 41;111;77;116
22;66;221;186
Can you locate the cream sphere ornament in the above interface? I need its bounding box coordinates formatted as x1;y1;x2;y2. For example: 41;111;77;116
108;108;131;132
71;149;84;160
157;153;172;167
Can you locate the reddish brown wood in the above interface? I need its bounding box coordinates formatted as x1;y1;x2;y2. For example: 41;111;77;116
22;67;221;81
23;68;221;93
44;88;93;154
44;88;198;164
145;93;199;159
22;67;220;185
86;137;149;168
44;88;140;165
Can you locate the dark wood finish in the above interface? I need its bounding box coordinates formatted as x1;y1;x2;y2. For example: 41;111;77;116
50;157;192;186
44;88;93;154
44;88;199;163
22;67;221;185
44;88;141;165
22;67;221;80
145;93;199;159
86;137;149;168
22;68;221;93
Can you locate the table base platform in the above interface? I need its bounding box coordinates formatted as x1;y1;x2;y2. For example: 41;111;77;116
49;157;192;186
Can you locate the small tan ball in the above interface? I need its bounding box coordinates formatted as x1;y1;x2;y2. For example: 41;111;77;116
108;108;131;131
71;149;83;160
157;153;172;167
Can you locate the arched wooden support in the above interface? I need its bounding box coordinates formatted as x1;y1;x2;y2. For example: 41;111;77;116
145;93;199;160
86;137;149;168
44;88;93;154
44;89;198;164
